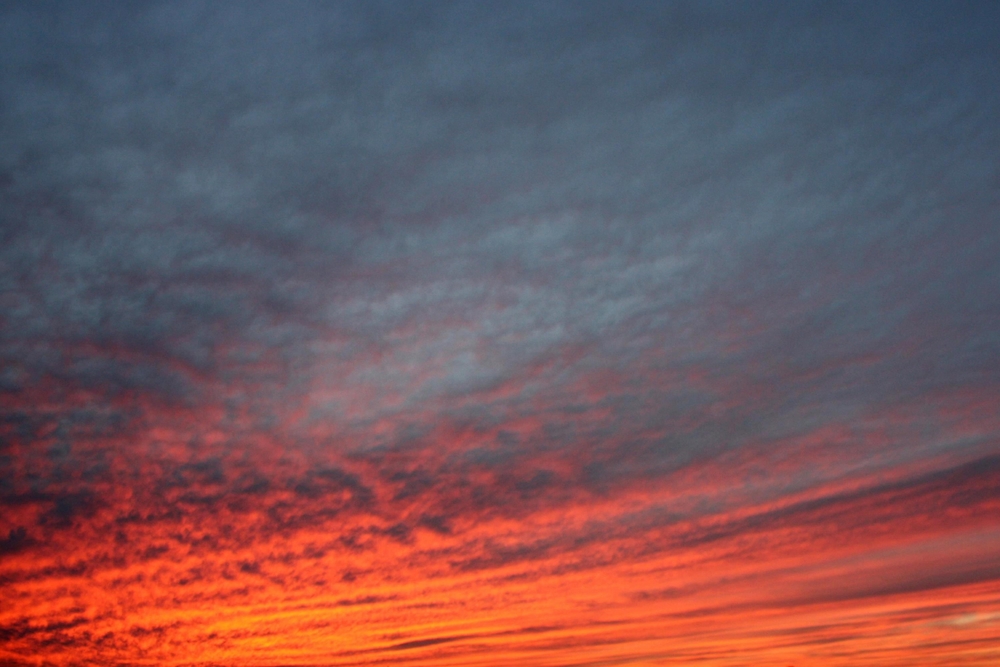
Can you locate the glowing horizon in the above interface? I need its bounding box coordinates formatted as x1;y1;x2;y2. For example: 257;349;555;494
2;2;999;665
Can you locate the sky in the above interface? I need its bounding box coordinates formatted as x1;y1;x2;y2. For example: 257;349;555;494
1;1;999;665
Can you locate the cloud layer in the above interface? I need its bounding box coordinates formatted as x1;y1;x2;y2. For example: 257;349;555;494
2;2;999;665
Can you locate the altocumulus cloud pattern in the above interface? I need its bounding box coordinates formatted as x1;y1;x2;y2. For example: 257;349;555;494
1;2;999;666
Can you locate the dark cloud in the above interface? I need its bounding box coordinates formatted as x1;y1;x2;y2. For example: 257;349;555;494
0;527;33;557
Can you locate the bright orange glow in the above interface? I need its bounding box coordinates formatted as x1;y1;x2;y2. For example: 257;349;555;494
2;386;998;666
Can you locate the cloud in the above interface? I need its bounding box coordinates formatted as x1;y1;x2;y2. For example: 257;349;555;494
1;1;999;665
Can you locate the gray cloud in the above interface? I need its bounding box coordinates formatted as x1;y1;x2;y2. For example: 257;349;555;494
1;0;998;567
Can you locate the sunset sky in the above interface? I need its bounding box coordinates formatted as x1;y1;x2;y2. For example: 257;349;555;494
2;2;999;666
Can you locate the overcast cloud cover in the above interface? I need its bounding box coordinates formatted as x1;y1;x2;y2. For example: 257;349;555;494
2;2;999;665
